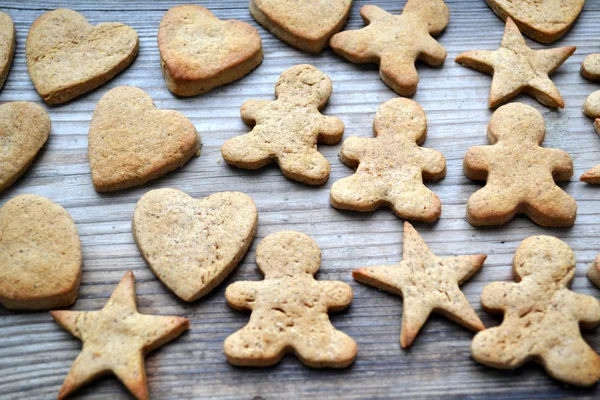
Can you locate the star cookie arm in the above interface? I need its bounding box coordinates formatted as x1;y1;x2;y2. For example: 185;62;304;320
240;99;270;125
420;148;446;180
225;281;259;311
450;255;487;284
352;265;403;297
536;47;576;75
455;50;496;75
318;116;345;145
463;146;490;181
50;310;86;339
400;297;433;348
547;148;574;181
322;281;353;312
56;351;111;400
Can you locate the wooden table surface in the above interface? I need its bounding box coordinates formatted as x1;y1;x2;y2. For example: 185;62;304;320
1;0;600;398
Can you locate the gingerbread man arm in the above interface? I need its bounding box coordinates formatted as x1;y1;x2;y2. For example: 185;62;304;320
464;146;490;181
480;281;515;313
225;281;260;311
339;136;371;168
546;148;574;181
321;281;353;312
240;99;270;126
418;35;447;66
419;147;446;180
318;116;345;145
360;5;390;25
568;292;600;329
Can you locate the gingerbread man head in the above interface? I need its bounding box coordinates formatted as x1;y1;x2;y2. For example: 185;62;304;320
488;103;545;145
274;64;332;108
373;97;427;143
256;231;321;279
513;236;576;286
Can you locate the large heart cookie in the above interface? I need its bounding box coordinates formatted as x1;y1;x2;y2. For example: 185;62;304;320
158;5;263;96
133;188;257;302
250;0;352;52
26;9;139;104
485;0;584;43
0;12;15;91
88;86;200;192
0;102;51;193
0;194;82;310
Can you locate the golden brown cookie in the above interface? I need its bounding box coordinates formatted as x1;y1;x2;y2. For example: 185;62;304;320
581;53;600;81
0;194;81;310
330;1;449;96
0;12;15;91
88;86;200;192
472;235;600;387
464;103;576;227
588;254;600;288
221;64;344;185
26;9;139;105
456;18;575;109
158;5;263;96
224;231;357;368
0;101;51;193
250;0;352;53
580;64;600;184
51;270;189;400
330;98;445;222
485;0;584;43
353;222;485;348
133;188;258;302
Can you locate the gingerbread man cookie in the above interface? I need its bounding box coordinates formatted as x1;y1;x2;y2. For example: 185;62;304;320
221;64;344;185
580;60;600;184
464;103;576;227
330;1;448;96
472;236;600;387
224;231;357;368
330;98;446;222
588;254;600;288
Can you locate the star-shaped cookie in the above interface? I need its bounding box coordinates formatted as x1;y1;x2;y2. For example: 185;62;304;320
456;17;575;108
352;222;485;348
51;271;189;400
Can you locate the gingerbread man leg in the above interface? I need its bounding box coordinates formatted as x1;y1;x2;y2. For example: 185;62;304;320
388;181;441;222
467;186;520;226
292;322;357;368
471;327;529;369
525;186;577;227
277;149;330;185
330;173;386;211
380;54;419;96
221;134;272;169
224;323;287;367
541;338;600;386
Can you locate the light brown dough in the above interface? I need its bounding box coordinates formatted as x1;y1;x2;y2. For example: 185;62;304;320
133;188;258;302
0;194;81;310
330;0;449;96
472;235;600;387
464;103;576;227
580;61;600;184
88;86;200;192
330;98;446;222
581;53;600;81
224;231;357;368
588;254;600;288
26;9;139;104
221;64;344;185
158;5;263;96
0;12;15;91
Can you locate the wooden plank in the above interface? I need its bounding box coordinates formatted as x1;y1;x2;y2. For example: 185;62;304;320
0;0;599;398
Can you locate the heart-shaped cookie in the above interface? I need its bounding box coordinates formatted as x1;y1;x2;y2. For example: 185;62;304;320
158;5;263;96
0;102;51;193
88;86;200;192
0;194;82;310
132;188;258;302
485;0;584;43
0;12;15;91
250;0;352;52
26;9;139;104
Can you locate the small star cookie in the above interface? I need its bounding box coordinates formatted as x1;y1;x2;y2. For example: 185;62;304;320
330;98;446;222
51;271;189;400
472;236;600;387
330;0;449;96
456;17;575;108
580;60;600;184
464;103;577;227
353;222;485;348
221;64;344;185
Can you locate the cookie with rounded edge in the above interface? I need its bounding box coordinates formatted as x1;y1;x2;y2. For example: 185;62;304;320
0;102;51;193
588;254;600;288
88;86;200;192
133;188;258;302
581;90;600;183
0;12;15;91
330;98;446;222
581;53;600;81
485;0;584;43
158;5;263;96
221;64;344;185
330;0;449;96
0;194;81;310
26;9;139;104
224;231;357;368
464;103;576;227
472;235;600;387
250;0;352;53
456;18;575;108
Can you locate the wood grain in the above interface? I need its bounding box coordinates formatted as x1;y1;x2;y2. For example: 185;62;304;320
1;0;599;398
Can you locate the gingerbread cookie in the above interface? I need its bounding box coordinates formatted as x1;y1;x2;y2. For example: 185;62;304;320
133;188;258;302
580;64;600;184
330;1;449;96
472;236;600;387
353;222;485;348
158;5;263;96
250;0;352;53
51;270;189;400
588;254;600;288
330;98;445;222
0;194;81;310
485;0;584;43
582;53;600;81
26;9;138;104
456;18;575;108
88;86;200;192
464;103;576;227
221;64;344;185
0;12;15;91
224;231;357;368
0;102;51;193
